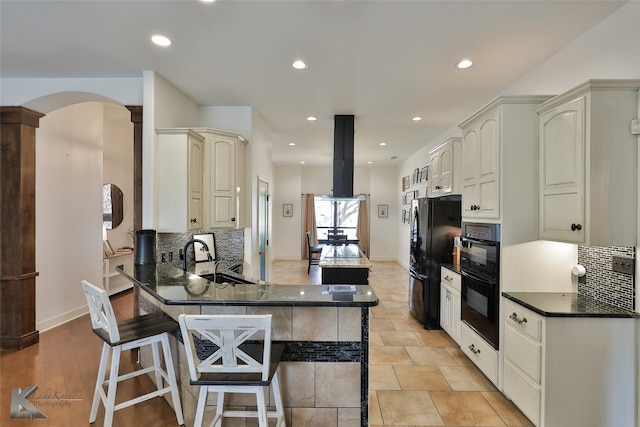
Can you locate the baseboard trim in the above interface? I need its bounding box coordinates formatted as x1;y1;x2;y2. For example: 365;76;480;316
37;305;88;333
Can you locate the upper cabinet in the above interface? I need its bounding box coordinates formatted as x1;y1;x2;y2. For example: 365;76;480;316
537;80;640;246
192;127;247;229
156;128;205;232
459;96;552;245
460;108;500;219
428;138;461;197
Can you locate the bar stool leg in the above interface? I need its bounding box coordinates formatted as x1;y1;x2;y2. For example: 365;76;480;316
90;342;110;423
214;389;225;427
194;386;208;427
104;346;122;427
272;372;286;426
256;387;268;426
160;333;184;425
151;341;163;391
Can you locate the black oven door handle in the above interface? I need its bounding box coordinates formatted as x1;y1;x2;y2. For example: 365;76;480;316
459;269;496;285
462;238;498;247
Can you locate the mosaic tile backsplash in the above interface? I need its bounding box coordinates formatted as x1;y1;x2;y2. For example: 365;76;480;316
156;228;244;271
577;245;635;311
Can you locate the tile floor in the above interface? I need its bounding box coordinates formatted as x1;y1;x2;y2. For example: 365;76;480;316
271;259;533;427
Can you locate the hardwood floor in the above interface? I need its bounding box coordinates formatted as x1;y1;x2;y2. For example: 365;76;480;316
0;260;532;426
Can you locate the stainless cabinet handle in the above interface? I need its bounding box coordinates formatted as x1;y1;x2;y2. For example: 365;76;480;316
468;344;481;354
509;312;527;324
444;275;453;281
571;223;582;231
190;218;197;223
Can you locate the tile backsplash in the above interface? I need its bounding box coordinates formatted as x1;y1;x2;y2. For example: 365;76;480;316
577;245;635;311
157;228;244;271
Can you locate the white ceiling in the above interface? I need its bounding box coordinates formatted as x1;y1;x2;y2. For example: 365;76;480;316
0;0;626;166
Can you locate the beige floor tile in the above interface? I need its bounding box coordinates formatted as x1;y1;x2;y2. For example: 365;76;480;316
370;331;384;346
370;317;396;331
391;318;426;332
377;390;444;426
394;365;452;391
445;345;474;366
369;364;401;390
369;345;413;365
416;329;457;347
439;365;497;392
481;391;535;427
406;346;458;366
430;391;506;426
371;306;406;319
368;390;384;425
379;330;422;346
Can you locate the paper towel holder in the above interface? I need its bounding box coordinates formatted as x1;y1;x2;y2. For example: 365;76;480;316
571;264;586;277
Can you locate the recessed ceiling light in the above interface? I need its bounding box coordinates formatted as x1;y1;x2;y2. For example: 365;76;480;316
292;60;308;70
412;116;422;121
306;116;317;121
200;0;217;3
288;142;296;146
151;35;172;47
368;161;373;164
300;161;306;164
379;142;387;146
457;59;473;69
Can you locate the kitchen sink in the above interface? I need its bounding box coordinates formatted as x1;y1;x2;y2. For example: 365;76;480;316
197;272;254;285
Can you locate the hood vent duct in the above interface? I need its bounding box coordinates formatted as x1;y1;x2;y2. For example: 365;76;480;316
332;114;355;198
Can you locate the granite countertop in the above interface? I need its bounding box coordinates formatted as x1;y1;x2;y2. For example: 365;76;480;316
117;263;378;307
441;263;462;274
502;291;640;318
319;244;372;269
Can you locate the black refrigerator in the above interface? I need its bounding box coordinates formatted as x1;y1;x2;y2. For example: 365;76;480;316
409;195;461;329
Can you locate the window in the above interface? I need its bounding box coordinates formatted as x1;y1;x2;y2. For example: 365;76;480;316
314;197;360;241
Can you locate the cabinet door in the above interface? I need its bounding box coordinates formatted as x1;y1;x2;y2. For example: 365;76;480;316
461;128;479;215
476;110;500;219
449;286;461;344
439;145;453;194
210;138;236;228
188;135;203;230
539;97;585;243
440;283;449;332
428;151;441;197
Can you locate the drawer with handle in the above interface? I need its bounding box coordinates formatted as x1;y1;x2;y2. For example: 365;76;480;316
460;323;498;386
440;266;461;292
504;299;542;342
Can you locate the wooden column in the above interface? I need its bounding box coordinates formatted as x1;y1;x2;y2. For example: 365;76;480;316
0;106;45;350
125;106;143;317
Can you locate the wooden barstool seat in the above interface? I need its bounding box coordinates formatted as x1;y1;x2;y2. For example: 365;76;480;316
81;280;184;427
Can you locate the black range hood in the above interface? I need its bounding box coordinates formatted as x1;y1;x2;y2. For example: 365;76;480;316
332;114;355;198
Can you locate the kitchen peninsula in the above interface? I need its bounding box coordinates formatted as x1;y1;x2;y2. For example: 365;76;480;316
118;263;378;427
319;244;372;285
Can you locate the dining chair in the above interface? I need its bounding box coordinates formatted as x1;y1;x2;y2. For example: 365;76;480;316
306;231;323;273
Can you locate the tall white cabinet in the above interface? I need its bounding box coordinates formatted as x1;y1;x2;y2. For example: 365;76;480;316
193;128;247;229
156;128;205;232
428;138;461;197
458;96;551;244
536;80;640;246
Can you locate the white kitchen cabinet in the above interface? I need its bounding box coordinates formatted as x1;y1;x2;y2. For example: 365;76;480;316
503;298;636;427
102;252;133;296
459;96;551;245
156;128;205;232
193;127;247;229
428;138;460;197
460;322;498;386
536;80;640;246
439;266;461;344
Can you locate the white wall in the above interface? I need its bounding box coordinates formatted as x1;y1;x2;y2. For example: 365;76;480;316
35;102;105;331
369;165;398;261
103;103;135;249
273;166;303;260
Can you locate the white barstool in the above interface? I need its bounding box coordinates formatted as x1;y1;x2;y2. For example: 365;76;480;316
178;314;286;427
81;280;184;427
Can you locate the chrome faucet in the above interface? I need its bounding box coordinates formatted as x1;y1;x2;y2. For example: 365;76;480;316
182;239;213;271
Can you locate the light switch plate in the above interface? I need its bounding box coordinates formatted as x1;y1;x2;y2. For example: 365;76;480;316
612;256;634;275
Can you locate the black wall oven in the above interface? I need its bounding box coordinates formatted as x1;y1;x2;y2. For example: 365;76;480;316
459;222;500;349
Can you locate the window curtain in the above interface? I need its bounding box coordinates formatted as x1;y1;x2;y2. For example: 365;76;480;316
356;197;370;256
302;194;316;259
